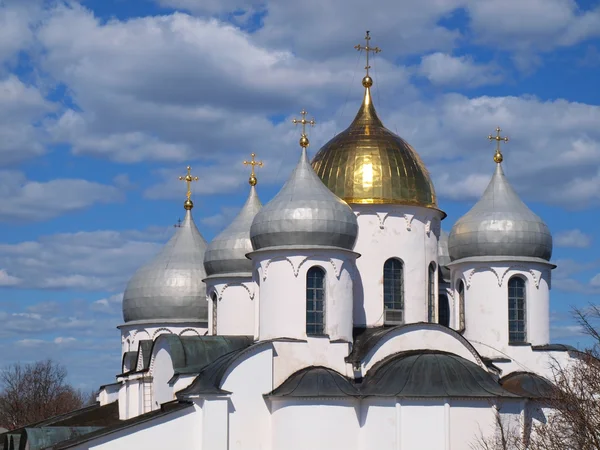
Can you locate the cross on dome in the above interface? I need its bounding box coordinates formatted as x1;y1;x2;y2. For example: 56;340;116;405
243;153;263;186
354;30;381;87
178;165;199;210
488;127;509;164
292;110;316;148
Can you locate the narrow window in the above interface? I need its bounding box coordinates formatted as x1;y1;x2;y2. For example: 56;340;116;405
428;262;436;323
306;267;326;335
383;258;404;324
438;294;450;327
508;277;527;343
458;280;465;332
211;292;218;336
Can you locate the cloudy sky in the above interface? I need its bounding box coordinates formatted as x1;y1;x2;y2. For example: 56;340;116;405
1;0;599;390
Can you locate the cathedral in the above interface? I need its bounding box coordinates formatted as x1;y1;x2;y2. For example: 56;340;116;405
1;33;576;450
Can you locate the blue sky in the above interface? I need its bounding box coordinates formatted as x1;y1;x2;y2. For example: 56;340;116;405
0;0;599;390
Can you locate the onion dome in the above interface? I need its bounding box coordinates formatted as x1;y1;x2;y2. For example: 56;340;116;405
122;169;208;323
204;184;262;277
250;118;358;251
448;137;552;262
438;230;451;282
311;71;438;210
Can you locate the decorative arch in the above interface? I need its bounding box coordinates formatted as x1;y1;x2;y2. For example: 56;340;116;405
152;327;173;339
218;282;255;301
179;328;201;337
500;265;542;289
465;266;502;288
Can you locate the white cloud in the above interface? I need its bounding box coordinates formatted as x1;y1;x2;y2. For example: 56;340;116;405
0;269;22;286
0;0;43;65
0;170;123;222
156;0;265;16
589;273;600;287
417;53;503;87
91;293;123;315
555;229;593;248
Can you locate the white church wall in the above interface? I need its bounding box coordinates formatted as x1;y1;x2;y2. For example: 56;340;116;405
359;398;396;450
151;341;176;409
253;248;357;342
400;400;445;449
494;349;573;380
205;276;256;336
272;340;351;386
450;400;499;449
271;399;360;450
98;383;120;406
70;404;200;450
202;398;229;450
360;327;485;373
351;204;443;327
220;345;273;450
451;260;553;356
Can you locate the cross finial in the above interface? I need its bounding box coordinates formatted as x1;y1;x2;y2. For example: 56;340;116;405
178;166;199;210
354;31;381;86
292;109;316;148
174;218;182;228
243;152;263;186
488;127;509;164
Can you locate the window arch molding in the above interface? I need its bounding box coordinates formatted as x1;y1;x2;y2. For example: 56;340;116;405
306;266;326;336
508;275;527;344
428;262;437;323
383;257;404;325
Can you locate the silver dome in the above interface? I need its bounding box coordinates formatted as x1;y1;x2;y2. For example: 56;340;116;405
250;148;358;251
448;163;552;262
204;186;262;277
122;209;208;323
438;230;451;282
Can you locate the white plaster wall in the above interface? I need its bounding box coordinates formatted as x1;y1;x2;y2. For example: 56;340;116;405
351;204;443;326
271;399;360;450
451;261;552;355
71;404;199;450
493;348;573;380
205;276;256;336
202;398;229;450
98;384;120;406
359;398;396;450
401;400;445;449
272;340;351;386
361;327;485;373
151;342;175;410
253;248;357;341
221;346;273;450
450;400;498;449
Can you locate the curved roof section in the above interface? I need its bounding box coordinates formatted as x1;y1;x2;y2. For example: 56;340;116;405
311;81;438;210
500;371;557;399
361;350;518;398
267;366;360;398
204;186;262;277
250;148;358;251
448;163;552;262
122;209;208;323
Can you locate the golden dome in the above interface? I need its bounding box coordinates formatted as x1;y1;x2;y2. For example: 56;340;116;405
311;78;439;210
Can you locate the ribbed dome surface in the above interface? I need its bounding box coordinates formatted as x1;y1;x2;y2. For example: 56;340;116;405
449;164;552;262
250;148;358;251
204;186;262;277
122;209;207;323
311;85;437;209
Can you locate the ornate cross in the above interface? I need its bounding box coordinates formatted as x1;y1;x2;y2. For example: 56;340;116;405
243;152;263;186
354;30;381;76
174;218;182;228
488;127;509;163
292;110;316;148
178;166;199;201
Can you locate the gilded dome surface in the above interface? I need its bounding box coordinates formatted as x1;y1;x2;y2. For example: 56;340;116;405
204;185;262;277
122;209;208;323
448;163;552;262
311;84;437;209
250;147;358;251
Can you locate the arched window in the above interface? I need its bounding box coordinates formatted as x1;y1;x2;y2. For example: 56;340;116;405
457;280;465;331
211;292;218;336
306;267;326;335
384;258;404;324
438;294;450;327
508;277;527;343
428;262;436;323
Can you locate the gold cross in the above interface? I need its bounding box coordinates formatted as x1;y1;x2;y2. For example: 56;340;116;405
354;30;381;76
243;152;263;186
292;110;316;148
488;127;509;163
178;165;199;202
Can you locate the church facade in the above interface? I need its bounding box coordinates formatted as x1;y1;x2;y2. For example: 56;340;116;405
1;33;576;450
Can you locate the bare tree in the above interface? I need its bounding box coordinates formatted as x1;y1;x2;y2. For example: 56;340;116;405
0;359;86;430
474;305;600;449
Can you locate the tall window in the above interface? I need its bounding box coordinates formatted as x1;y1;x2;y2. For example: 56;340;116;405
306;267;326;335
211;292;218;336
458;280;465;331
428;262;436;323
384;258;404;324
508;277;527;343
438;295;450;327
